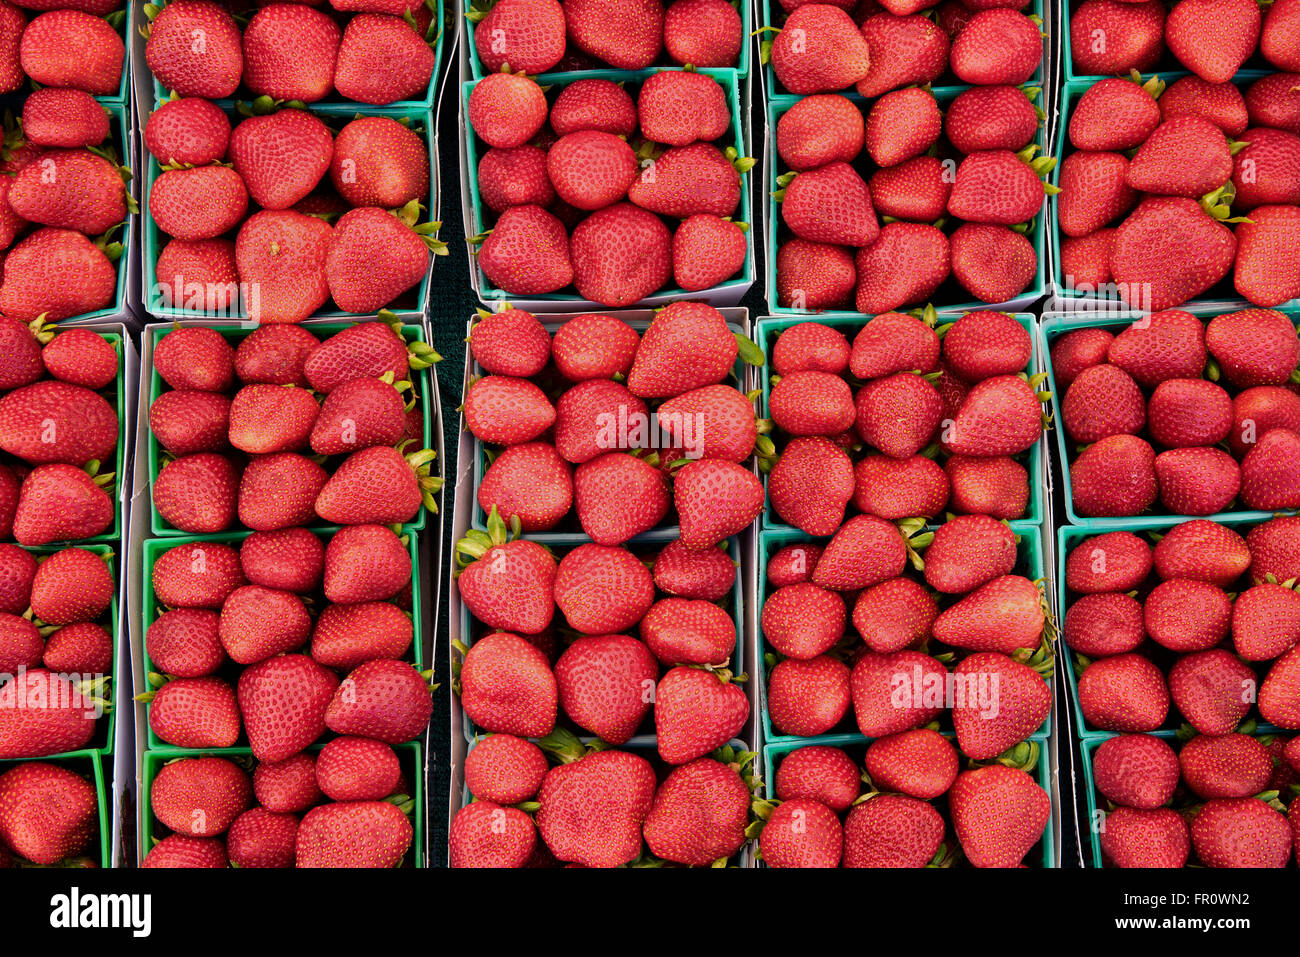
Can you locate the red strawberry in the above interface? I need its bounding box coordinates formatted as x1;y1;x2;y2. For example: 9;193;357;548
848;312;939;379
1231;129;1300;210
0;380;118;466
852;577;936;654
0;1;24;94
0;669;98;758
151;541;246;610
237;453;329;533
952;652;1049;760
12;463;114;545
854;223;951;314
147;676;241;749
19;10;123;95
478;146;554;213
1062;365;1146;444
468;307;550;379
471;0;564;73
857;12;949;98
1240;428;1300;510
0;763;95;865
627;302;741;398
564;0;662;68
949;765;1049;867
1233;582;1300;661
227;384;318;456
297;801;413;868
254;753;320;813
553;634;655;743
950;9;1042;85
1107;309;1207;387
652;540;734;601
1126;117;1236;198
229;110;332;212
231;327;318;389
335;13;435;105
314;736;400;803
1060;231;1116;291
628;142;744;219
776;745;860;811
29;547;111;625
310;376;407;457
144;0;242;98
149;166;248;242
1180;733;1271;800
464;734;548;805
1235;206;1300;308
863;87;941;168
468;72;547;149
449;801;535;868
1092;733;1179;809
643;755;749;867
535;742;656;868
775;240;856;311
1229;386;1300;457
234;211;333;324
154;238;240;314
943;374;1045;457
41;621;111;674
570;203;672;307
1245;72;1300;134
1070;0;1164;75
767;437;854;534
477;205;573;295
947;85;1039;153
241;4;340;102
310;601;412;670
768;5;870;95
762;581;846;660
860;729;956;800
640;598;734;667
226;808;298;869
1260;644;1300;728
456;518;555;637
780;161;879;247
327;205;439;314
1058;152;1137;238
672;215;747;292
147;609;226;678
40;329;116;391
1149;378;1232;447
664;0;742;66
1111;196;1238;311
869;156;953;223
767;654;851;736
152;756;251;838
0;319;45;390
1070;434;1158;517
1064;592;1144;657
950;224;1036;303
776;94;864;171
1205;308;1299;388
144;97;230;166
1166;0;1260;84
1102;807;1189;868
674;459;764;548
153;453;238;534
946;455;1027;519
1070;75;1163;152
636;70;729;147
654;666;748;765
852;454;951;520
21;89;107;149
766;542;822;587
851;649;946;737
571;453;668;544
1192;797;1292;867
1160;75;1249;136
238;653;339;763
0;545;36;615
922;516;1015;594
856;374;943;460
1077;652;1169;732
757;798;842;868
142;835;228;868
315;444;440;525
1248;516;1300;584
477;442;573;533
320;525;410;606
0;228;117;323
550;79;638;137
218;585;310;666
328;117;428;210
1144;578;1231;653
554;544;654;637
948;149;1049;226
771;371;855;437
941;310;1030;381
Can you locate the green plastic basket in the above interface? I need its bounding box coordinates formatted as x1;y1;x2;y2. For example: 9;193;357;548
456;531;745;746
1057;521;1285;739
0;751;109;867
140;529;425;751
753;312;1046;531
464;1;751;80
756;524;1053;746
142;105;435;321
761;733;1056;867
764;90;1049;317
462;67;754;304
144;322;437;538
1041;310;1300;529
140;742;425;868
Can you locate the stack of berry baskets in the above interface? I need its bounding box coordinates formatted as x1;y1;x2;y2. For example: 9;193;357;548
125;319;444;868
0;324;135;868
447;306;770;868
749;310;1061;867
760;0;1052;319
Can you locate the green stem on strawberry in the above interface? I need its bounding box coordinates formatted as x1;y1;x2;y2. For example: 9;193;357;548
536;726;591;765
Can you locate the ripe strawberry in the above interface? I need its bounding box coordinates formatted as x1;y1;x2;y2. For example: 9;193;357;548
636;70;730;147
1107;310;1207;387
757;797;842;868
857;12;949;98
232;328;317;390
329;205;439;314
1101;807;1189;868
780;161;879;247
1229;386;1300;458
0;613;44;674
477;145;554;213
1166;0;1260;84
1069;434;1158;517
934;576;1045;658
768;654;851;736
9;146;127;235
652;540;734;601
1160;75;1249;136
869;156;953;224
228;110;332;212
562;0;661;68
950;765;1049;868
1060;230;1117;290
315;444;441;525
775;240;856;310
941;311;1029;381
554;634;656;743
1245;72;1300;134
154;237;240;314
851;649;946;737
771;371;855;438
864;87;941;168
310;601;412;670
328;117;429;210
776;745;860;811
1126;117;1236;198
219;585;310;666
572;453;669;544
146;676;241;749
0;320;44;390
1070;0;1164;75
238;653;339;762
768;4;870;94
467;308;549;380
152;756;251;838
1231;129;1300;210
1111;197;1238;311
1193;797;1292;867
322;525;410;605
1058;152;1137;238
1064;592;1144;657
241;4;340;102
948;149;1049;226
641;597;734;667
853;577;937;654
477;205;573;295
1071;75;1164;152
859;730;957;803
950;224;1038;303
765;543;822;587
455;514;556;635
335;14;436;105
643;755;750;866
449;801;535;868
1207;309;1300;389
142;835;227;868
1233;582;1300;662
776;94;864;171
1092;733;1179;808
310;375;407;457
661;384;758;463
1248;516;1300;584
950;9;1041;85
468;72;547;149
233;210;332;324
943;374;1044;457
21;88;107;149
1145;578;1231;653
236;453;328;533
151;541;245;609
535;743;656;868
1241;428;1300;509
923;516;1016;595
147;609;225;678
314;736;400;803
306;323;422;395
951;651;1048;760
0;380;118;467
1260;644;1300;728
674;459;764;548
0;763;95;865
627;302;740;398
471;0;564;73
655;666;748;765
465;734;547;805
848;312;938;379
1180;733;1271;800
947;85;1039;153
40;329;115;391
30;547;111;625
852;452;956;520
665;0;742;66
253;753;320;814
550;78;638;137
1077;652;1170;732
0;545;36;615
762;581;846;660
0;228;117;323
672;214;747;292
628;142;744;219
0;1;24;94
1235;206;1300;308
1146;380;1231;451
19;9;123;95
153;453;238;534
842;793;946;868
12;463;114;545
226;384;318;456
226;807;298;869
476;442;573;533
149;166;248;243
570;203;672;307
297;801;413;868
144;0;242;98
0;668;99;757
854;223;951;314
144;97;230;166
41;621;111;674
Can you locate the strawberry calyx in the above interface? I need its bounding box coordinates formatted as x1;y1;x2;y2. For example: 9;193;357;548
456;504;519;566
1127;68;1166;101
536;726;603;764
722;146;757;176
377;313;442;370
392;199;450;255
771;170;797;202
236;96;311;118
735;332;764;366
974;738;1040;772
1200;183;1252;223
92;224;125;263
402;0;442;49
896;516;935;571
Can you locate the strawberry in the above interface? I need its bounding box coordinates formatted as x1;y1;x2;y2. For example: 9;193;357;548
310;601;412;670
864;87;941;168
253;753;320;813
762;581;846;660
1230;386;1300;457
1107;310;1208;388
144;0;242;98
628;143;745;219
335;14;436;105
1166;0;1260;84
780;162;879;247
1070;0;1164;75
944;374;1045;457
238;653;339;762
549;79;638;137
468;73;547;149
943;312;1030;383
950;765;1049;867
1061;365;1146;444
464;734;548;805
229;110;332;212
655;666;748;764
947;85;1039;153
0;614;43;673
1150;379;1233;449
861;729;957;800
775;240;857;310
315;736;400;802
0;380;118;466
0;0;24;93
923;516;1016;595
1064;592;1144;657
151;541;246;609
643;755;749;866
237;453;329;532
28;547;110;626
950;9;1041;85
1112;196;1238;311
851;649;947;737
155;238;240;314
1260;644;1300;728
757;798;842;868
1077;652;1169;732
297;801;413;868
0;228;118;323
142;835;228;868
21;89;107;149
310;375;407;457
478;146;554;213
477;205;573;295
146;676;241;749
552;380;644;466
0;546;36;615
855;373;943;460
674;459;764;548
564;0;662;68
455;509;557;634
234;211;333;324
1057;151;1137;238
776;745;860;811
234;328;318;388
535;742;656;867
766;543;822;587
842;793;946;868
1264;0;1300;70
227;808;299;869
1235;205;1300;308
0;763;95;865
1234;582;1300;661
950;224;1038;303
41;329;116;390
848;455;945;520
1248;516;1300;584
477;442;573;533
12;463;114;546
1070;76;1163;152
1126;117;1236;198
854;223;950;314
147;609;225;678
227;384;318;455
1070;434;1158;517
1240;428;1300;509
768;437;854;535
1101;807;1189;868
935;576;1045;657
554;634;657;743
41;621;111;674
1206;308;1300;388
665;0;742;66
1060;230;1116;290
471;0;565;73
468;308;550;379
1180;733;1272;800
953;651;1049;759
315;444;441;525
660;383;758;462
1245;72;1300;134
0;320;44;390
1192;798;1292;867
948;149;1050;226
776;94;864;171
149;166;248;243
321;525;410;605
449;801;535;868
1160;75;1249;136
1145;579;1232;654
853;577;935;654
652;540;734;601
768;654;851;736
546;131;638;214
218;585;310;666
627;301;740;397
305;323;422;394
1093;733;1179;809
0;668;99;757
848;312;938;379
152;453;238;534
636;70;730;147
573;453;669;544
570;203;671;306
9;147;128;235
144;97;230;166
241;4;341;102
1231;129;1300;210
19;10;123;95
152;756;251;838
771;371;855;437
856;12;949;98
641;597;734;667
768;5;871;95
814;515;907;591
946;455;1027;518
328;117;428;210
869;156;953;223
